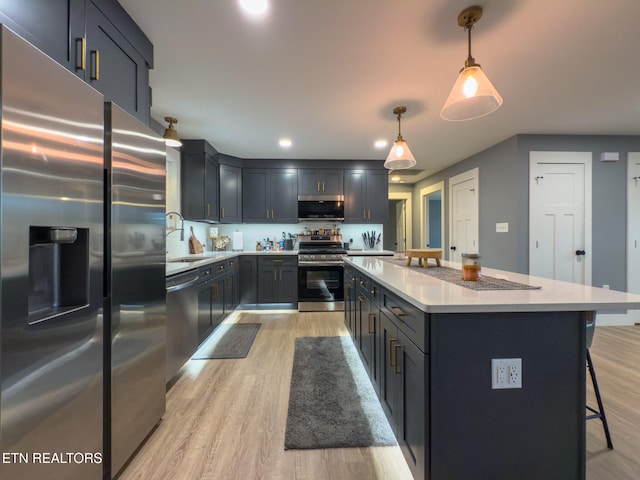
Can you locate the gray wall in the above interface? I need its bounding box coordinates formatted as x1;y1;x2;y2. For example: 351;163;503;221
411;134;640;291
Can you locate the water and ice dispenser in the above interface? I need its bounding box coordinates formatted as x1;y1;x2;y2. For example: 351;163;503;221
28;226;89;323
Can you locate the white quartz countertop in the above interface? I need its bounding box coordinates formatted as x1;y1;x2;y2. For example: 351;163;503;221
166;250;297;276
346;249;394;256
345;256;640;314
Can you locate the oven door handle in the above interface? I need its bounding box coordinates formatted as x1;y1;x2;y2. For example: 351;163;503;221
298;261;344;267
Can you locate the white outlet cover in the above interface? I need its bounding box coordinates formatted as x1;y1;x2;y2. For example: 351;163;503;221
495;222;509;233
492;358;522;389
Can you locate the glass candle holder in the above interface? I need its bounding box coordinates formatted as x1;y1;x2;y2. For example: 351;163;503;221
461;253;481;281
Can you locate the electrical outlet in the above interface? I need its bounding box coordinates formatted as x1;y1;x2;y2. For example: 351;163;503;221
495;222;509;233
492;358;522;389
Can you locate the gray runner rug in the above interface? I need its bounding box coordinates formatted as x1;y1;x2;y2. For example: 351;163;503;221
284;336;396;450
192;323;261;359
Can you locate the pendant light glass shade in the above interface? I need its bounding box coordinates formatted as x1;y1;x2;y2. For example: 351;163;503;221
384;106;417;170
163;116;182;147
440;65;503;121
440;6;502;122
384;138;416;169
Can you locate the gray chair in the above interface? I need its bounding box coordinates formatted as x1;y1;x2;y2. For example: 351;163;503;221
585;313;613;449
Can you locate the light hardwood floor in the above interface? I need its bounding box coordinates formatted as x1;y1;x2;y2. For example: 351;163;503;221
118;312;639;480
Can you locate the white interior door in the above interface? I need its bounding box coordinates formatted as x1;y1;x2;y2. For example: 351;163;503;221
448;168;479;262
628;153;640;294
529;152;592;285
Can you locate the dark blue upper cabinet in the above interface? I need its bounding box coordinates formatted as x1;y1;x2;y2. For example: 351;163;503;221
0;0;85;75
85;1;150;123
0;0;152;124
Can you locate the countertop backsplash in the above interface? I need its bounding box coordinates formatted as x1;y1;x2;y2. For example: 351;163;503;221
166;222;384;258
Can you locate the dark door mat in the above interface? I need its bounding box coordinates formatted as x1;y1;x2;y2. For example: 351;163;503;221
192;323;261;359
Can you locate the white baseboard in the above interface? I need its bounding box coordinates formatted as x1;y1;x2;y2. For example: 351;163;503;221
596;310;640;326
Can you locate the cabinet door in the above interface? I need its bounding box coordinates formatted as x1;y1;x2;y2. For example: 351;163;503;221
0;0;85;76
344;170;366;222
366;170;389;223
344;269;355;335
219;164;242;223
211;275;225;331
322;170;344;195
242;169;270;223
298;169;343;195
278;265;298;303
379;312;400;431
270;169;298;223
396;329;427;478
298;169;323;195
85;1;149;124
204;155;219;222
239;256;257;304
257;265;278;303
197;280;213;344
357;290;376;382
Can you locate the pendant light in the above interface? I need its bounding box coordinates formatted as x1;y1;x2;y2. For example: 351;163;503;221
163;116;182;147
384;106;416;170
440;6;503;121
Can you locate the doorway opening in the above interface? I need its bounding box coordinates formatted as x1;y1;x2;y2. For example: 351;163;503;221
420;181;444;251
385;191;412;252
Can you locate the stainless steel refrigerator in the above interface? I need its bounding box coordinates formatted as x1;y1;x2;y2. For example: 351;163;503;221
104;102;166;478
0;25;106;480
0;26;167;480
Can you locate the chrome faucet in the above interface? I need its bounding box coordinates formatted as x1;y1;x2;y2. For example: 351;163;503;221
165;211;184;241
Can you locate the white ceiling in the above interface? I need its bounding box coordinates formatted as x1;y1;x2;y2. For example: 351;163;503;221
119;0;640;183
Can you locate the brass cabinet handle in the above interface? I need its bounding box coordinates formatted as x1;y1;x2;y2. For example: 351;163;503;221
352;277;356;282
363;209;366;220
370;288;376;297
360;280;365;286
368;209;371;220
76;37;86;70
213;283;218;299
273;259;283;263
207;204;211;216
271;209;274;219
90;50;100;80
322;181;325;192
357;295;368;303
389;339;397;366
368;313;375;334
393;344;402;374
273;270;277;281
221;207;225;218
280;270;282;281
390;305;406;317
266;209;269;219
317;181;321;191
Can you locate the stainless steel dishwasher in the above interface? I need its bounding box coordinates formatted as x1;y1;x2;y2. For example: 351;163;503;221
166;269;200;384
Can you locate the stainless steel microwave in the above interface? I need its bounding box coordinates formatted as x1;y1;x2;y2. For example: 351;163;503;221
298;195;344;221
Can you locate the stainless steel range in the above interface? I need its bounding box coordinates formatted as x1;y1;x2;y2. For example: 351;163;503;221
298;235;346;311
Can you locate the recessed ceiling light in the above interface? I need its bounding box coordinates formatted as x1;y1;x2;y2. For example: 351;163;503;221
374;139;388;149
391;176;401;182
279;138;292;148
239;0;268;15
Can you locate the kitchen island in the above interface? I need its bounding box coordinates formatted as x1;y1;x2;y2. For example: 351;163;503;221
343;256;640;480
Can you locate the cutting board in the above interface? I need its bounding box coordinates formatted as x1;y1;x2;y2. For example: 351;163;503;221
189;226;204;254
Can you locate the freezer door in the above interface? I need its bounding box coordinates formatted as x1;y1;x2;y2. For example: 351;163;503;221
0;26;105;480
105;102;167;477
